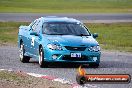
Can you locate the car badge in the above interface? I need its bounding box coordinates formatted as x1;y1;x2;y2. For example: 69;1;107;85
73;48;78;50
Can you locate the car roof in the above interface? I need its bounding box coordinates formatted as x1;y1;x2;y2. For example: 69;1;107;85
40;16;81;23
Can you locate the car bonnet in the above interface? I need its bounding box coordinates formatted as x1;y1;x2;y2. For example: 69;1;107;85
45;35;99;47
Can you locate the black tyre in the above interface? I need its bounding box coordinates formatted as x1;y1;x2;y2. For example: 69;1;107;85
39;47;48;68
19;43;30;63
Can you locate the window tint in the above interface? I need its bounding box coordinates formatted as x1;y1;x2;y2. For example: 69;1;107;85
42;22;90;36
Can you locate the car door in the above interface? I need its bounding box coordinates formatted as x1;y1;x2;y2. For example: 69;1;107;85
25;20;37;55
30;19;41;56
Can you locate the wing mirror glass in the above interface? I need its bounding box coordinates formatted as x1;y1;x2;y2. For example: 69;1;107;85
93;33;98;38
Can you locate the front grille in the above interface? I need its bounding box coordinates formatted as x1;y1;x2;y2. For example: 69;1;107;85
65;46;86;51
63;55;88;61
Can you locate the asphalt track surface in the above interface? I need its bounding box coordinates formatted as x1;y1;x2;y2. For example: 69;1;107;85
0;46;132;88
0;13;132;23
0;13;132;88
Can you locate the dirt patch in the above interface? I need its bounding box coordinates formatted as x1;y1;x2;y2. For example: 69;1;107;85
0;71;72;88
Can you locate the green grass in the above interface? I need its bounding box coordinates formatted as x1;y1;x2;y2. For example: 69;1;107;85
85;23;132;52
0;71;33;84
0;22;132;52
0;22;29;44
0;0;132;13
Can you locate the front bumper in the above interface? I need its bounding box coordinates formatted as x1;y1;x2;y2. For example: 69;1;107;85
44;48;101;64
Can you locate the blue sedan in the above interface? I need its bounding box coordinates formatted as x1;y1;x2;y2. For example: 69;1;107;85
18;16;101;68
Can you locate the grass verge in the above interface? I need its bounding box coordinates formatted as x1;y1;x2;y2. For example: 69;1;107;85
0;22;29;45
85;23;132;52
0;0;132;13
0;70;72;88
0;22;131;52
0;71;33;86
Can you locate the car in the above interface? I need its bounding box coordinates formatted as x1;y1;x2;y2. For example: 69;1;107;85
18;16;101;68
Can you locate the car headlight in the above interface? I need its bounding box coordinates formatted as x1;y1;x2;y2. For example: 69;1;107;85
89;45;100;52
47;44;63;50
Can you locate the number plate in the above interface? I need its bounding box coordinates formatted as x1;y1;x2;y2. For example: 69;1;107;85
71;53;81;58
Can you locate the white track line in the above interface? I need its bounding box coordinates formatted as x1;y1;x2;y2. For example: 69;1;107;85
27;72;46;77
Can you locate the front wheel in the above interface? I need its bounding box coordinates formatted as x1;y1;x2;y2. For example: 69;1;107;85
39;47;48;68
19;43;30;63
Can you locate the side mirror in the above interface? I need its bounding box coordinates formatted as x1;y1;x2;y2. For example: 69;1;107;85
30;32;39;36
93;33;98;38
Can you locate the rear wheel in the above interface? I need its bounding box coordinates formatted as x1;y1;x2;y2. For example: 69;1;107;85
39;47;48;68
19;43;30;63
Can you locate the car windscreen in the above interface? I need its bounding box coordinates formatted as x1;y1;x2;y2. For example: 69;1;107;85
42;22;91;36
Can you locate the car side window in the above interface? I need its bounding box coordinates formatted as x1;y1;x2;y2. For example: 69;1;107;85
36;20;41;33
32;20;38;31
31;20;41;33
